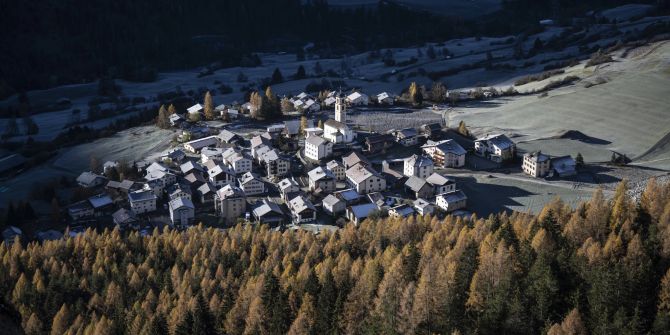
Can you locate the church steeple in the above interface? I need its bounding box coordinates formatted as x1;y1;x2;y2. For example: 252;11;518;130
335;95;346;123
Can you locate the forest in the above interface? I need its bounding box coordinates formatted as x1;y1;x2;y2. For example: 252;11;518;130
2;178;670;334
1;0;659;99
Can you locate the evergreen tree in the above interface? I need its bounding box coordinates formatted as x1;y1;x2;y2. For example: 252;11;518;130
281;97;294;115
294;65;307;80
300;116;308;136
50;304;70;335
575;152;584;167
457;121;470;137
408;82;423;106
167;104;177;115
271;68;284;84
314;62;323;75
261;273;290;334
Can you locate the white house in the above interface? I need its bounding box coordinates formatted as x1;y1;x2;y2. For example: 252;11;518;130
413;198;435;216
394;128;418;146
323;119;355;144
377;92;395;105
168;197;195;228
218;129;241;144
214;185;247;224
404;155;434;179
474;134;516;163
262;150;291;178
436;190;467;212
145;162;177;188
426;173;456;195
128;190;157;214
201;147;224;163
222;148;253;175
166;183;192;201
323;194;346;215
346;203;378;225
304;127;323;137
76;172;107;188
239;172;265;195
389;204;415;218
288;194;317;224
326;160;346;181
346;91;369;106
305;135;333;161
278;177;300;200
208;164;235;188
523;151;551;177
422;139;466;168
252;199;285;226
346;164;386;194
308;166;336;193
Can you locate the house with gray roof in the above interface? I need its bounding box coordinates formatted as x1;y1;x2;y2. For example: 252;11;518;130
404;176;433;200
436;190;467;212
214;185;246;224
346;203;379;225
346;164;386;194
76;171;107;188
422;139;466;167
253;199;285;226
288;194;316;224
168;197;195;228
404;154;434;179
474;134;516;163
128;190;157;214
308;166;336;193
238;172;265;195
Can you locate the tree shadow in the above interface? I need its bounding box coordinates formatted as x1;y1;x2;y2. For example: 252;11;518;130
559;130;611;145
454;176;536;217
575;165;622;185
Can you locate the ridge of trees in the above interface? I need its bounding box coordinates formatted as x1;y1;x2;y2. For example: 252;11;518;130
2;179;670;334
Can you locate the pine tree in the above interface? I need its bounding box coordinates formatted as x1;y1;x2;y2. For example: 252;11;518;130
271;68;284;84
24;313;43;335
50;304;70;335
90;155;101;173
157;104;170;129
294;65;306;80
408;82;423;106
288;294;315;335
430;82;447;102
575;152;584;167
314;62;323;75
204;91;215;120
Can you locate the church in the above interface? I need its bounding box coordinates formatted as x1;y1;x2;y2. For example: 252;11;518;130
323;95;356;144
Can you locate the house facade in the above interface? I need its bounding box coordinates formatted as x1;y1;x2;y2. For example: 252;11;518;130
436;190;467;212
308;167;336;193
168;197;195;228
323;119;355;144
214;185;247;224
422;140;466;168
239;172;265;195
404;155;434;179
305;135;333;161
523;152;551;177
474;134;516;163
128;190;157;214
346;164;386;194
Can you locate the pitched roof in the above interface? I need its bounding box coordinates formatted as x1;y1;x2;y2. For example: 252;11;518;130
346;164;381;184
477;134;515;150
425;173;454;186
197;182;217;195
323;194;343;207
438;190;467;202
395;128;417;138
366;134;395;144
405;176;429;192
77;171;106;185
251;135;271;148
343;151;370;168
169;197;194;210
216;184;245;199
413;198;432;209
308;166;335;182
253;199;284;217
326;160;343;170
334;189;360;202
187;103;203;113
181;161;204;174
305;135;328;147
289;195;316;214
390;204;415;217
129;190;157;202
239;172;262;185
405;154;434;168
324;119;348;130
278;178;299;192
88;194;113;209
112;208;137;224
218;129;239;143
208;164;233;178
524;151;550;162
348;203;378;219
423;139;467;155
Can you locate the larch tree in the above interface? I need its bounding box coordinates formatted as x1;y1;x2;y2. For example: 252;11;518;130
157;104;170;129
167;104;177;115
50;304;70;335
281;97;294;115
408;82;423;106
287;294;315;335
204;91;215;120
24;313;43;335
457;121;470;137
300;116;308;136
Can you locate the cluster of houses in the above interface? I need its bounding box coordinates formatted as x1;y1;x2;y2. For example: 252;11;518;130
54;87;579;235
